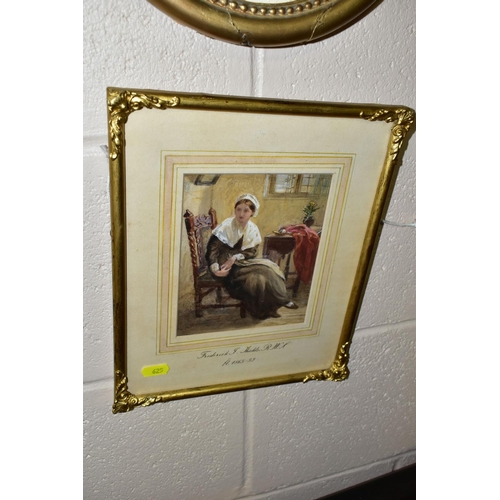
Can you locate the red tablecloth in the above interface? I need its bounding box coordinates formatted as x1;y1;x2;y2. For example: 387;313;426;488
285;224;320;284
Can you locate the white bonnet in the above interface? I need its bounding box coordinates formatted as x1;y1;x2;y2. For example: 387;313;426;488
235;193;260;217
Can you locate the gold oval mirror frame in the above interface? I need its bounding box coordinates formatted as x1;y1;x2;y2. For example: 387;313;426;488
148;0;381;47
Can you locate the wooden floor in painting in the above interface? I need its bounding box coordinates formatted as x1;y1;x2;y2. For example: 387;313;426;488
177;281;311;336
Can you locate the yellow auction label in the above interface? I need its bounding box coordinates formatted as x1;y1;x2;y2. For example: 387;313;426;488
141;364;170;377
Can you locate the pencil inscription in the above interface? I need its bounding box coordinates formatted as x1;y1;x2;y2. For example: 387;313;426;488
196;342;292;364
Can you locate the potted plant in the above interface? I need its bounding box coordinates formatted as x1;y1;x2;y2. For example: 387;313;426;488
302;200;319;227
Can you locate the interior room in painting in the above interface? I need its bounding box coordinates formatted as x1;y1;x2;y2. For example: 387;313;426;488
176;172;331;336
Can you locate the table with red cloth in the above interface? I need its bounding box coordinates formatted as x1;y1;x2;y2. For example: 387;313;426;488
263;225;320;297
284;224;320;286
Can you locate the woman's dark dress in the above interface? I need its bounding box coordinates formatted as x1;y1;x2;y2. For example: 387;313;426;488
206;235;290;319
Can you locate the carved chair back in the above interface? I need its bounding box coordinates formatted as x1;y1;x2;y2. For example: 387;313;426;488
183;208;217;282
183;208;245;318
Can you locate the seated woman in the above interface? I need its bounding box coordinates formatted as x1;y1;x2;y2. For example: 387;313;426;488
206;193;298;319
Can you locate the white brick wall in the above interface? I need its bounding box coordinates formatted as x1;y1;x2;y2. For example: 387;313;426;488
83;1;416;498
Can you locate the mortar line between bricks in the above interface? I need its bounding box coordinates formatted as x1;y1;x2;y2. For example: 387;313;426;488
250;48;256;97
251;48;264;98
234;450;416;499
240;389;256;495
353;318;416;337
83;377;113;392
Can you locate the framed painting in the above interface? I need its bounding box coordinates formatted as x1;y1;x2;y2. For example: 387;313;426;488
147;0;380;47
107;88;415;413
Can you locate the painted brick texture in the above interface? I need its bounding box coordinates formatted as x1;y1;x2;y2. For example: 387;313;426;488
83;0;416;498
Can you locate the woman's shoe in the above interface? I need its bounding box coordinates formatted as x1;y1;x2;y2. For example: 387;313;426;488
284;301;299;309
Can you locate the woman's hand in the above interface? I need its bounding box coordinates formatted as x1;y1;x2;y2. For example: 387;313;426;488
221;255;237;271
211;255;237;277
213;268;230;277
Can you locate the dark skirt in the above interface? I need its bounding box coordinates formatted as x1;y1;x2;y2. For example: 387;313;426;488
206;234;290;319
225;264;290;319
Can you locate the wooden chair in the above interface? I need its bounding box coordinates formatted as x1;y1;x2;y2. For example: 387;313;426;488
184;208;246;318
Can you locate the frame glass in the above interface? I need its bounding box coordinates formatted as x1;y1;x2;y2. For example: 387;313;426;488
147;0;380;47
107;87;415;413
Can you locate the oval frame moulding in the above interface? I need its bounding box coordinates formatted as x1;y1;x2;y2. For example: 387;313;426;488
147;0;381;47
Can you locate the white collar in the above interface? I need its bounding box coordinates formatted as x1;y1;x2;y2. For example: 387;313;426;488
212;217;262;250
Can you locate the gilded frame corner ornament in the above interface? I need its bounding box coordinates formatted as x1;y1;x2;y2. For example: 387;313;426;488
107;87;415;413
361;108;416;163
147;0;381;47
113;370;164;414
303;342;350;382
107;89;179;161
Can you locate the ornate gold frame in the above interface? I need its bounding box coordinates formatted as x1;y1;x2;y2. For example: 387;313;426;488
147;0;380;47
107;88;415;413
